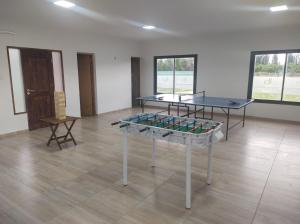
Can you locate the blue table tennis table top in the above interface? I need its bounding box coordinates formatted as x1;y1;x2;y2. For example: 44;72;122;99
138;94;254;109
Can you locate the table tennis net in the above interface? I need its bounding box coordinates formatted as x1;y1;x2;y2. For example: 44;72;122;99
179;91;205;102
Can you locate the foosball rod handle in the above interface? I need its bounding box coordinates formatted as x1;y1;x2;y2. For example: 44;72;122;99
111;121;121;126
162;132;173;138
139;127;150;133
120;123;130;128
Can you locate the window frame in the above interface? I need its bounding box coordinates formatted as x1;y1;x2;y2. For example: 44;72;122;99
247;49;300;106
7;46;66;115
154;54;197;95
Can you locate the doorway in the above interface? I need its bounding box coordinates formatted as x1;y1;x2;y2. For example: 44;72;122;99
7;47;65;130
131;57;140;107
77;53;96;117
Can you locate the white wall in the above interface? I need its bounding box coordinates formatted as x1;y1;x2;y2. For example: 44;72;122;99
140;25;300;121
0;24;139;135
1;23;299;136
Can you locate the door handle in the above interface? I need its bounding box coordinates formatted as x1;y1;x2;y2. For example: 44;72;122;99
26;89;36;95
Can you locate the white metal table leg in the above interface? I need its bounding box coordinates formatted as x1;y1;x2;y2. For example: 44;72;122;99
185;136;192;209
207;134;213;185
123;128;128;186
152;131;156;167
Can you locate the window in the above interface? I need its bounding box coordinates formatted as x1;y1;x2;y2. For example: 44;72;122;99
154;55;197;94
7;46;65;115
7;48;26;114
248;50;300;105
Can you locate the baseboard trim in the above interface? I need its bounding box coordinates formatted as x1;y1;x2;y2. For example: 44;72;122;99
97;107;132;116
0;129;29;139
142;105;300;125
1;106;297;138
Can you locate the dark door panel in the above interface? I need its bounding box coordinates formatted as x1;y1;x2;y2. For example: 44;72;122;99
131;57;140;107
21;49;55;130
78;53;95;116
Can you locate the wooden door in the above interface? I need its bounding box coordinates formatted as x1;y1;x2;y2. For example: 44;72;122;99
21;49;55;130
77;54;95;116
131;57;140;107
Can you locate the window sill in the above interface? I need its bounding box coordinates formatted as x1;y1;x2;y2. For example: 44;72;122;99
253;99;300;106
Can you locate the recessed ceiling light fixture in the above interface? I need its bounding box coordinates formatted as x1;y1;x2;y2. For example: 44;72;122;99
54;0;75;8
270;5;288;12
142;25;156;30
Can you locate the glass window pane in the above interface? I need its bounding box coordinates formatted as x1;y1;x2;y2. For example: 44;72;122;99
252;53;286;101
8;48;26;114
52;51;64;92
283;53;300;102
174;57;194;94
157;58;174;94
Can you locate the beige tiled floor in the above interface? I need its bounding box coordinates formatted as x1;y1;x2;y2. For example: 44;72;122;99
0;107;300;224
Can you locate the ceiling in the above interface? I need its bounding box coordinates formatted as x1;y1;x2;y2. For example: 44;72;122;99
0;0;300;40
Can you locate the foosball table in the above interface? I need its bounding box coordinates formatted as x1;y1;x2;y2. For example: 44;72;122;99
112;113;223;209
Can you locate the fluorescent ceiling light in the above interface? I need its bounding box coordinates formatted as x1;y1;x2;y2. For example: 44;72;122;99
270;5;288;12
142;25;156;30
54;0;75;8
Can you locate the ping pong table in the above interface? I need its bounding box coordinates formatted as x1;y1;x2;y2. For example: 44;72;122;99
137;92;254;140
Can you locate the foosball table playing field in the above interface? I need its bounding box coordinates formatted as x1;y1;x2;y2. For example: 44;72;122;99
112;113;224;209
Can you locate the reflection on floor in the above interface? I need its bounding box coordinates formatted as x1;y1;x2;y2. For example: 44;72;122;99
0;107;299;224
